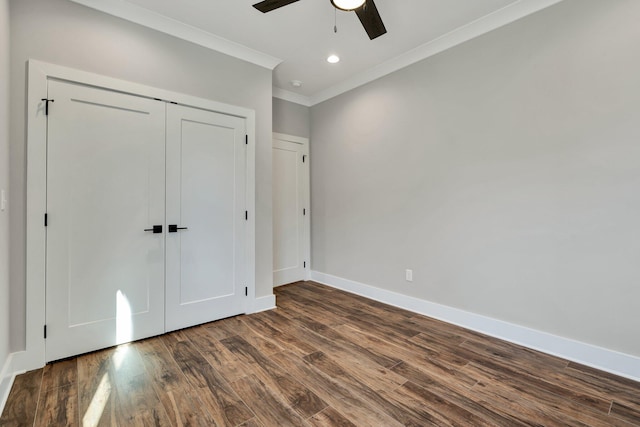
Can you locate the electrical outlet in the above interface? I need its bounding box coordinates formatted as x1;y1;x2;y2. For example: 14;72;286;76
405;269;413;282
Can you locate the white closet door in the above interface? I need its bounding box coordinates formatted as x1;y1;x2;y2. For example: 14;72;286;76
273;135;309;286
45;80;166;362
165;104;247;331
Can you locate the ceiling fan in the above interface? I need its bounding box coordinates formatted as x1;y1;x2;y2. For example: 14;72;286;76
252;0;387;40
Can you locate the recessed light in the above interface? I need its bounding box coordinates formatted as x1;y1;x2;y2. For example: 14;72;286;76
327;55;340;64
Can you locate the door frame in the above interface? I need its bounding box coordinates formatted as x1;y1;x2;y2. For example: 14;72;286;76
20;59;257;372
272;133;311;286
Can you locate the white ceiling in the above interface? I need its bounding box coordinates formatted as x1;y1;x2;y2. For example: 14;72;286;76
70;0;563;105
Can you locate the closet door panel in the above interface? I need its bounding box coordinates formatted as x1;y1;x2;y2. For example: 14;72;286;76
45;80;166;362
165;104;247;331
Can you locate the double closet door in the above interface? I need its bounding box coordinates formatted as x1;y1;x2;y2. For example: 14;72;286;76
45;80;247;362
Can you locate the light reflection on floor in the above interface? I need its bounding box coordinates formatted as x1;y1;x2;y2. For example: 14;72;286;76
82;290;133;426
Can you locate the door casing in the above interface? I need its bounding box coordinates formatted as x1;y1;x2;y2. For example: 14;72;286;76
21;60;257;372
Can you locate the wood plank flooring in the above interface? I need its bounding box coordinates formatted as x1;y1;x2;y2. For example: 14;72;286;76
2;281;639;426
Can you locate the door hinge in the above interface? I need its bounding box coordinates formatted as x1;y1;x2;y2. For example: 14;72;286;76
304;261;306;268
44;213;48;227
245;135;248;145
245;287;248;296
41;98;54;116
245;211;248;220
303;208;306;216
303;154;306;163
44;325;47;339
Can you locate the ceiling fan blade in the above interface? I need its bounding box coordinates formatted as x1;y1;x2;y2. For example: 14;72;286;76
253;0;300;13
355;0;387;40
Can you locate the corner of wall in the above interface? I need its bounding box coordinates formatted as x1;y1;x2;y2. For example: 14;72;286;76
0;0;13;413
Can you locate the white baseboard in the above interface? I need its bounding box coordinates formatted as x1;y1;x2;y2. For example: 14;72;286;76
250;294;277;314
310;271;640;382
0;353;18;417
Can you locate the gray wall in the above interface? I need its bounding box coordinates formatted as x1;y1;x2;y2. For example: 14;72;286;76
273;97;310;139
0;0;10;370
310;0;640;357
9;0;273;351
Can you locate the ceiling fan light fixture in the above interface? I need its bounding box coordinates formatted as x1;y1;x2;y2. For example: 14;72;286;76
331;0;366;11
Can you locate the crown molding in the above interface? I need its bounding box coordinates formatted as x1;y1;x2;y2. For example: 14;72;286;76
69;0;564;106
68;0;282;70
272;87;313;107
309;0;565;106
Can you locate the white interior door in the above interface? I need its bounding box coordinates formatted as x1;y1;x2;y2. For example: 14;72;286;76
273;134;310;286
45;80;166;362
165;103;247;331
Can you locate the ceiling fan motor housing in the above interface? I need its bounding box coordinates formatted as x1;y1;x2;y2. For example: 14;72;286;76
331;0;366;12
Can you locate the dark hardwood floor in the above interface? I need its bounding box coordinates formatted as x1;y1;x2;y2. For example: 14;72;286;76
1;281;639;426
